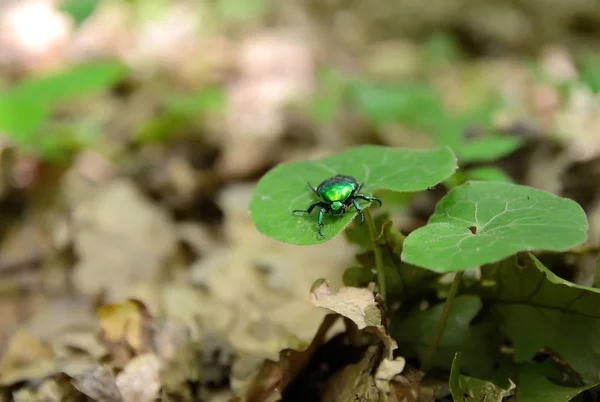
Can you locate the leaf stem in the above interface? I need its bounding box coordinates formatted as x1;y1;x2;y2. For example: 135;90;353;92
422;270;464;372
364;208;386;301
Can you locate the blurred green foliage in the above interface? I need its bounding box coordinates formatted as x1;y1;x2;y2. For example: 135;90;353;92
135;87;226;143
60;0;99;26
579;53;600;94
0;61;127;161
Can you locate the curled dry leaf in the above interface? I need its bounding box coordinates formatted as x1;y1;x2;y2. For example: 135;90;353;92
310;279;381;330
374;357;406;394
310;279;397;358
97;299;155;367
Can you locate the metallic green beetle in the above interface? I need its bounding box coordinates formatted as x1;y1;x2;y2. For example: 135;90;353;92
293;174;382;238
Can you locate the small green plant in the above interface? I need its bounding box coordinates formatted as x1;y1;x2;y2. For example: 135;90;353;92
249;145;599;400
308;71;521;186
0;61;128;161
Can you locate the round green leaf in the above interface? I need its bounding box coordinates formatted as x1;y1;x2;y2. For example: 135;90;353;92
402;181;588;272
465;166;513;183
250;146;457;245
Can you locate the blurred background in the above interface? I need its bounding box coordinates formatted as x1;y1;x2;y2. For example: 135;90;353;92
0;0;599;400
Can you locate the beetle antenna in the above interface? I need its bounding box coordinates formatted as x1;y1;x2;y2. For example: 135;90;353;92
307;182;319;196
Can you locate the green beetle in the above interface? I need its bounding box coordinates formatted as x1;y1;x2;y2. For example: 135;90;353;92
293;174;382;238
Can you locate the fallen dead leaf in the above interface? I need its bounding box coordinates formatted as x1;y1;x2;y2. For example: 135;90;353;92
320;344;381;402
310;279;397;359
0;329;57;386
374;357;406;394
97;299;155;367
310;279;382;330
12;376;81;402
70;365;123;402
389;367;434;402
115;353;161;402
68;178;178;301
233;314;340;401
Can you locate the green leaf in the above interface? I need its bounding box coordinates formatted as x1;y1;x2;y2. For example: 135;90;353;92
579;53;600;94
422;33;461;65
250;146;457;245
453;136;524;163
357;249;438;308
0;95;48;140
392;295;505;376
342;266;376;288
449;353;515;401
309;68;348;124
594;252;600;288
60;0;98;26
344;212;390;251
9;61;127;105
402;181;588;272
479;254;600;383
217;0;269;21
432;105;524;163
354;220;436;307
515;363;598;401
165;87;226;116
464;166;513;183
350;82;444;127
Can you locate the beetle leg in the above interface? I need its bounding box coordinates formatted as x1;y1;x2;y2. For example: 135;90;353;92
293;201;326;215
356;194;382;207
353;199;365;225
317;207;327;238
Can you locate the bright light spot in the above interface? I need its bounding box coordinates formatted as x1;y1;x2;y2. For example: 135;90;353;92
2;0;70;55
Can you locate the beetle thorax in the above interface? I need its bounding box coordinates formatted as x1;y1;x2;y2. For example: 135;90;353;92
318;182;355;204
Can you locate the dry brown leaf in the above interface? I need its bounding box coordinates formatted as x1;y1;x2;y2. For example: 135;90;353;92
310;279;382;330
0;329;58;386
68;178;178;301
52;331;106;360
321;345;381;402
70;365;123;402
310;279;397;359
389;367;434;402
23;297;96;341
97;299;155;367
374;357;406;394
234;314;339;401
115;353;161;402
12;377;82;402
243;360;283;402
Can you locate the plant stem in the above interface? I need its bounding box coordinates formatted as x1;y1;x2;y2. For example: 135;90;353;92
364;208;386;301
422;270;464;372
